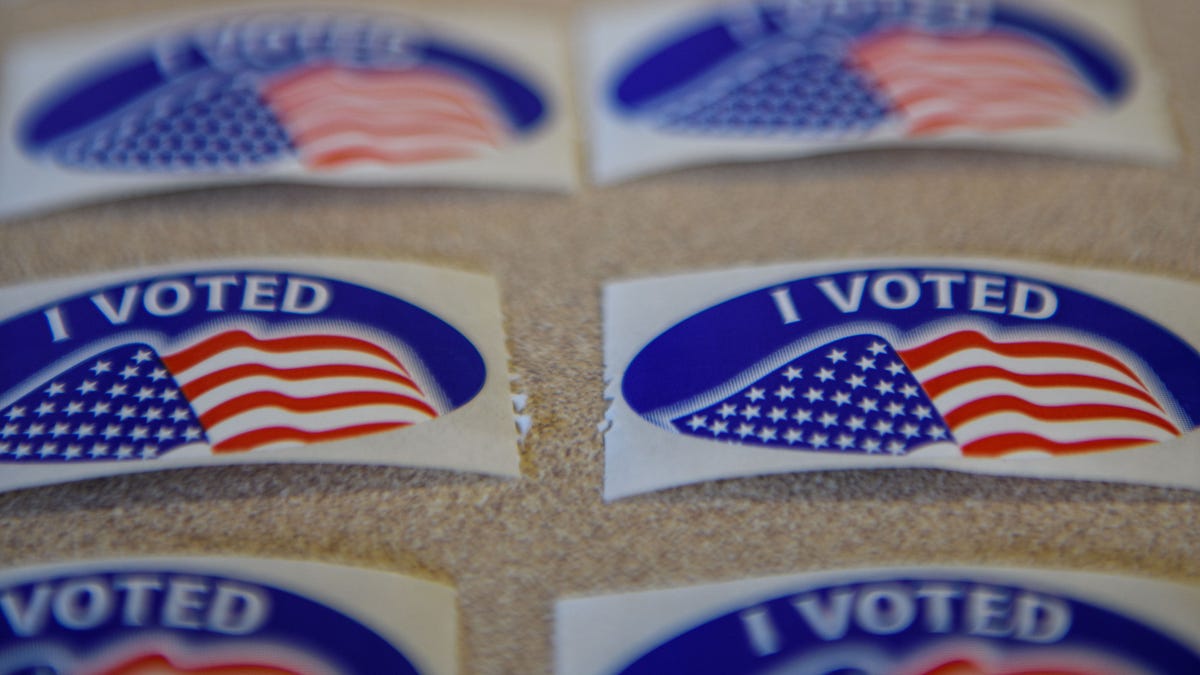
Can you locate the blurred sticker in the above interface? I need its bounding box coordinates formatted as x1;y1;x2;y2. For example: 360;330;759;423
0;557;457;674
0;257;518;491
0;4;576;219
580;0;1177;183
603;258;1200;499
557;567;1200;675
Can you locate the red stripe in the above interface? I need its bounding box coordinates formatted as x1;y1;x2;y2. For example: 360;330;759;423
287;116;500;147
179;363;421;400
920;366;1162;410
263;65;487;112
899;331;1146;387
212;422;410;453
960;433;1158;458
198;391;437;428
942;395;1179;435
163;330;411;376
306;145;478;169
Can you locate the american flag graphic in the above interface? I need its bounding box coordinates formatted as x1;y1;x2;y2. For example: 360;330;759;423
668;329;1180;458
21;12;546;173
0;327;438;462
91;652;307;675
617;0;1126;140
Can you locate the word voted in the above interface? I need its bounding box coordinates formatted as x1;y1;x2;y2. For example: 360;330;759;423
738;581;1072;657
0;573;271;638
770;271;1059;325
42;274;333;342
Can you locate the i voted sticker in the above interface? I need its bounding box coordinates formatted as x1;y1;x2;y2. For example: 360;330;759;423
0;557;457;674
0;5;576;219
556;567;1200;675
580;0;1177;183
603;259;1200;498
0;258;518;491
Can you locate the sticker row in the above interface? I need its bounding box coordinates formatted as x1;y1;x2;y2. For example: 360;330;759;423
0;257;1196;496
0;558;1197;673
0;0;1179;218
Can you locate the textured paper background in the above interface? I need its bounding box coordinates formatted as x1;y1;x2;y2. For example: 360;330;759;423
0;1;1196;674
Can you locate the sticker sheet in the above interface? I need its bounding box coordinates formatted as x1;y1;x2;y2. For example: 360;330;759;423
579;0;1178;184
557;567;1200;675
0;258;518;491
0;3;577;220
603;258;1200;499
0;557;457;675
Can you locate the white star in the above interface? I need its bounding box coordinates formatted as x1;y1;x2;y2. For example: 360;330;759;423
35;402;56;417
77;380;98;395
831;391;852;406
120;364;140;380
845;415;866;431
815;367;836;382
717;403;738;419
803;387;824;403
899;383;920;399
709;420;728;437
143;407;163;422
106;383;128;398
913;405;933;420
149;367;168;381
89;400;111;416
50;422;71;438
808;431;829;448
900;423;921;439
135;386;156;402
130;425;149;441
873;380;895;395
741;405;761;420
887;440;907;455
784;428;804;444
686;415;708;431
862;437;882;454
774;385;795;401
856;355;876;371
64;401;85;416
868;341;888;355
0;442;9;455
74;423;96;438
183;426;202;441
0;423;18;438
826;348;847;363
782;366;803;381
116;444;135;459
845;373;867;389
885;401;906;417
140;445;159;459
857;397;878;413
835;434;856;450
746;387;766;402
927;425;948;440
89;442;110;458
64;444;83;459
14;443;33;458
735;423;756;439
885;361;906;376
116;405;137;421
816;412;837;428
90;360;112;375
160;388;180;402
133;349;154;363
44;382;66;397
792;408;812;425
102;424;123;440
4;406;26;420
26;423;45;437
37;443;58;458
767;407;788;422
756;427;777;442
873;419;894;435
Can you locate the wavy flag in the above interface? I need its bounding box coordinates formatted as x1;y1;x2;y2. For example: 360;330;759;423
17;11;547;172
0;326;439;462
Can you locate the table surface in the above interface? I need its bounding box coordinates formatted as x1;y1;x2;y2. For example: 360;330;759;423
0;1;1197;673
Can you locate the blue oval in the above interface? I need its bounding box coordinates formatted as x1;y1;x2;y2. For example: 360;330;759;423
0;568;420;674
0;267;486;461
617;574;1200;674
623;266;1200;458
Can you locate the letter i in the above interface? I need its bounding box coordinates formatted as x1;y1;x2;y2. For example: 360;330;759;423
770;287;802;325
43;306;70;342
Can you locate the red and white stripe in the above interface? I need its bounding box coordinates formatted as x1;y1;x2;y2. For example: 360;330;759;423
261;64;507;169
161;329;438;452
850;30;1099;136
898;330;1180;458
